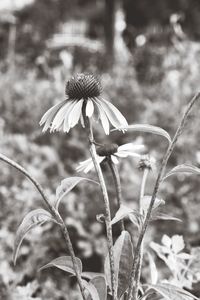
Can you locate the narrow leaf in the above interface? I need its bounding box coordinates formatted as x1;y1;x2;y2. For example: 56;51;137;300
82;279;100;300
55;177;98;210
39;256;82;275
82;272;105;280
163;164;200;181
111;205;142;228
151;213;182;222
141;196;165;212
87;276;107;300
112;124;171;143
147;252;158;284
13;209;54;265
147;283;199;300
104;231;134;298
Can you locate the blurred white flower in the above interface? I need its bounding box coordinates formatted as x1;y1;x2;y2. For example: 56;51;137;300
40;73;128;134
76;142;145;173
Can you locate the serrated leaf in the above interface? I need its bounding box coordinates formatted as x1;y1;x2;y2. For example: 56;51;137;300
163;164;200;181
82;279;100;300
55;177;99;210
86;276;107;300
151;213;182;222
39;256;82;275
104;231;133;298
112;124;171;143
13;209;54;265
147;283;199;300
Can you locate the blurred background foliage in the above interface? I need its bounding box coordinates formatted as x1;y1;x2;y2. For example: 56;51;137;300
0;0;200;299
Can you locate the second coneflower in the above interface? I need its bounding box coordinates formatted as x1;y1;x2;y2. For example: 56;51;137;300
40;73;128;134
76;143;145;173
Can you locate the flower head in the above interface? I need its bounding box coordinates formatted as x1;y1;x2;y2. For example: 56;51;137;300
40;73;128;134
76;142;145;173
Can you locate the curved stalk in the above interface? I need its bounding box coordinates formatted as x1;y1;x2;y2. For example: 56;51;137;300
127;92;200;300
0;153;86;300
107;158;125;231
82;109;117;300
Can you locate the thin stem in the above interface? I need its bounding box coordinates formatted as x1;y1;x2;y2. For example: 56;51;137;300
107;158;125;231
0;153;86;300
127;92;200;300
82;111;117;300
134;168;149;300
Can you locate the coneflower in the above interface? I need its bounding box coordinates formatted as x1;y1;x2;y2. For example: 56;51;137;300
76;143;145;173
40;73;128;134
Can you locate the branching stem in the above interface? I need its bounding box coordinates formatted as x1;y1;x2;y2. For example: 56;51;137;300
0;153;86;300
127;92;200;300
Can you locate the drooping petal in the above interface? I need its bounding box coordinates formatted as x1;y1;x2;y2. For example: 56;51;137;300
97;97;128;129
40;100;66;132
51;101;72;131
93;98;110;135
63;101;78;132
76;156;105;173
116;151;141;158
68;99;84;128
111;155;119;164
118;143;145;152
86;99;94;118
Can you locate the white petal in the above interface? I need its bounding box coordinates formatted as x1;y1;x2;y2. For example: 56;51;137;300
40;101;66;131
76;158;93;172
51;101;72;131
68;99;84;128
86;99;94;118
111;155;119;164
93;99;110;135
98;97;128;129
117;150;141;158
118;143;145;152
63;101;78;132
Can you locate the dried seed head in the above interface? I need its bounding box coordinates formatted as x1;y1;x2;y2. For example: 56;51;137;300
65;73;102;100
97;143;119;157
138;155;155;171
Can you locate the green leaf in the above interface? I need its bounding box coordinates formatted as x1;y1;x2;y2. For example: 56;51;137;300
147;283;199;300
111;124;171;143
82;279;100;300
13;209;54;265
104;231;133;298
147;252;158;284
151;213;182;222
141;196;165;213
55;177;99;210
163;164;200;181
82;272;105;280
111;205;141;228
86;276;107;300
39;256;82;275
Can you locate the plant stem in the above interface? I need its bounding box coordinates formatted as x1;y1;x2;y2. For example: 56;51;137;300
127;92;200;300
82;111;117;300
0;153;86;300
107;158;125;231
133;168;149;300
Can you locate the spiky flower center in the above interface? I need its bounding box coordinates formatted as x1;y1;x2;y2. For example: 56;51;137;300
97;143;119;157
138;155;153;170
65;74;102;100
